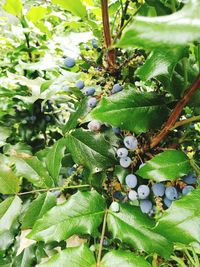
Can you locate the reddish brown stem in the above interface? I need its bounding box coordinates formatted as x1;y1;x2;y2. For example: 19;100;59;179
101;0;116;72
150;74;200;149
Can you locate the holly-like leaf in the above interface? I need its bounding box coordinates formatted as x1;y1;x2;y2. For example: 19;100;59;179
65;129;116;173
51;0;87;18
14;156;54;188
62;98;88;133
3;0;22;16
13;244;36;267
37;245;95;267
155;187;200;244
27;190;106;243
0;196;22;251
91;90;169;134
45;139;66;184
107;203;173;258
118;0;200;49
101;250;151;267
136;150;192;182
22;193;57;229
136;48;187;81
0;163;20;194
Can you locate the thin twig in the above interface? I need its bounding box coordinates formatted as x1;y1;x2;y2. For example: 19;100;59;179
96;209;108;267
171;115;200;130
150;74;200;149
18;184;90;196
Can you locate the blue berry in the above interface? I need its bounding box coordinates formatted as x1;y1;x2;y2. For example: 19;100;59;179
128;190;138;201
140;200;152;214
123;136;138;150
125;174;137;188
92;38;98;49
152;183;165;197
117;148;128;158
113;191;124;200
119;156;132;168
165;186;178;200
164;197;172;208
112;127;121;134
29;115;36;122
110;201;120;212
84;87;95;96
45;115;51;122
88;120;101;131
85;45;90;51
137;185;150;199
183;173;197;184
111;83;123;94
87;97;97;108
182;185;194;195
67;167;76;176
62;85;69;91
75;80;85;89
102;239;109;246
64;57;76;68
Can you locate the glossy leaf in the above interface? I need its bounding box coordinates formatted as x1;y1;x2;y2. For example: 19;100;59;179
37;245;95;267
14;156;54;188
101;250;151;267
62;98;88;133
91;90;169;134
0;163;20;194
118;0;200;49
107;203;172;258
45;139;66;184
65;129;116;172
28;190;106;243
13;245;36;267
0;126;11;147
26;6;48;23
155;187;200;244
0;196;22;251
3;0;22;16
136;48;187;81
136;150;192;182
22;193;57;229
51;0;87;18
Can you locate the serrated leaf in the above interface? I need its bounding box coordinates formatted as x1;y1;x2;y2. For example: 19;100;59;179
91;90;169;134
62;98;88;133
3;0;22;16
101;250;151;267
27;190;106;243
45;139;66;184
22;193;57;229
37;244;95;267
51;0;87;18
136;48;186;81
136;150;192;182
155;187;200;244
65;129;116;173
107;203;173;258
0;163;20;194
13;244;36;267
0;196;22;251
118;0;200;49
14;156;54;188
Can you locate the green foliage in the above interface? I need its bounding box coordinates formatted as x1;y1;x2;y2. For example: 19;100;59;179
0;0;200;265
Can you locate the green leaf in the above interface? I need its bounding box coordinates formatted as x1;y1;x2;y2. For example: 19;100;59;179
155;187;200;244
62;98;88;133
101;250;151;267
0;126;11;147
91;90;169;134
22;193;57;229
0;196;22;251
136;48;187;81
26;6;48;23
27;190;106;243
3;0;22;16
107;203;173;258
13;245;36;267
136;150;192;182
37;245;95;267
51;0;87;18
14;156;54;188
118;0;200;49
0;163;20;194
45;139;66;184
65;129;116;173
